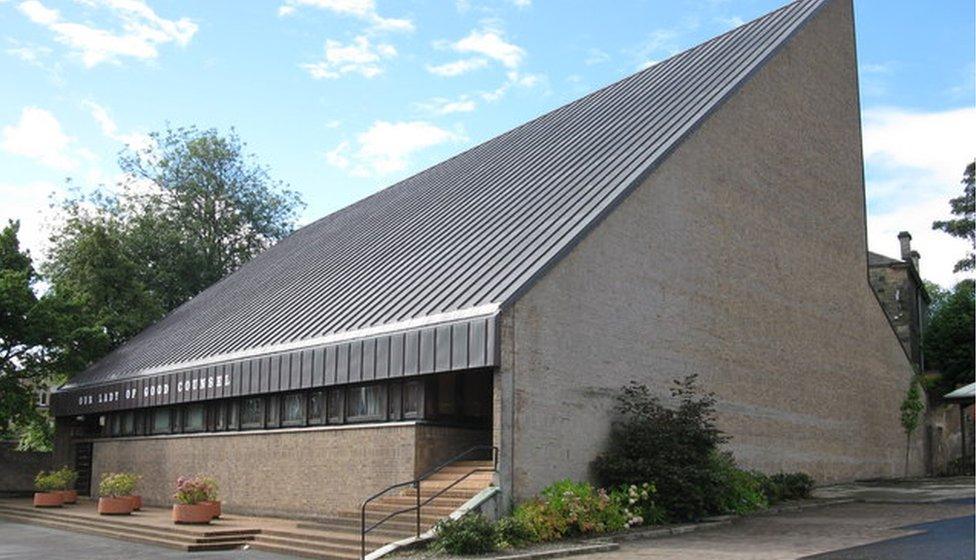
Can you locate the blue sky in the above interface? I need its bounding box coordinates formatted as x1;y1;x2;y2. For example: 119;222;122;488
1;0;973;286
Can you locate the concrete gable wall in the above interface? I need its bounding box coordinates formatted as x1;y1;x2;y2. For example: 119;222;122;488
495;0;920;502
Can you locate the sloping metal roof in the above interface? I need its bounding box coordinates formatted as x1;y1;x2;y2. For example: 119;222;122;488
54;0;831;414
944;383;975;401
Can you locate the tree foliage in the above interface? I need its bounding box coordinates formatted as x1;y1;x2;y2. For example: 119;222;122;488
932;161;975;273
923;279;975;396
46;125;305;348
0;221;108;442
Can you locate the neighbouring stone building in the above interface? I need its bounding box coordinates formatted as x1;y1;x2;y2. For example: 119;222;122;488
868;231;930;370
50;0;925;518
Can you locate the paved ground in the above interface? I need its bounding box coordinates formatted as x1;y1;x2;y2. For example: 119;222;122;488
582;477;975;560
0;519;293;560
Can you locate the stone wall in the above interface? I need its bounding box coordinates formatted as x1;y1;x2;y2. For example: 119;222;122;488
495;0;924;503
90;422;486;517
0;441;52;496
414;424;491;475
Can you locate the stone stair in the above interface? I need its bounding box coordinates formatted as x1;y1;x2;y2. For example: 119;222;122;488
0;501;258;552
0;460;494;560
248;460;495;559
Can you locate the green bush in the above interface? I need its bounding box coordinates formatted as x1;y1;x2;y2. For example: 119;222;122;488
33;471;60;492
493;516;535;549
511;499;567;543
510;480;629;543
51;466;78;491
431;514;498;555
708;452;766;514
99;472;138;497
593;376;729;521
759;472;815;503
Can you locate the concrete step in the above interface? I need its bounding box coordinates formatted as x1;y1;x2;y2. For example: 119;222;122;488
259;527;412;548
248;540;362;560
0;505;257;541
252;533;364;556
0;512;245;552
296;517;421;536
377;495;469;508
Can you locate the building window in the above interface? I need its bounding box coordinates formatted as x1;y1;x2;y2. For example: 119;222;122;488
227;401;239;430
308;390;326;425
403;380;423;418
266;395;281;428
346;384;385;421
241;397;264;429
282;393;305;426
437;374;458;416
215;402;227;431
327;389;344;424
184;404;206;432
152;408;172;434
388;382;402;420
121;411;135;436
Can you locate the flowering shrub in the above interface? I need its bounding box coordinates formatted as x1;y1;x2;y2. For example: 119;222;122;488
200;476;219;501
174;476;211;505
608;483;665;527
431;514;497;555
510;480;633;542
99;472;138;497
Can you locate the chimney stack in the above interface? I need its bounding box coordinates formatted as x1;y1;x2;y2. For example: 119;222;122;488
898;231;912;261
910;250;920;274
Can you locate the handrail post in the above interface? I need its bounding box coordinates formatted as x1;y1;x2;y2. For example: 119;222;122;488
415;480;421;537
361;502;367;560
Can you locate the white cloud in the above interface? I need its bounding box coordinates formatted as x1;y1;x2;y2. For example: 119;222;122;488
416;96;477;116
326;121;461;177
452;28;524;68
1;107;76;170
584;48;609;66
426;57;487;77
862;106;976;287
278;0;413;32
83;100;151;151
16;0;197;67
301;35;396;79
0;180;62;261
509;0;531;7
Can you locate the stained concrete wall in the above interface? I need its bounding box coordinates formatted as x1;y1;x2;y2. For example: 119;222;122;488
496;0;924;503
90;422;485;517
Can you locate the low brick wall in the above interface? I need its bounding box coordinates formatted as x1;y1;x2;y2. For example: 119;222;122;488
0;441;52;496
89;422;489;517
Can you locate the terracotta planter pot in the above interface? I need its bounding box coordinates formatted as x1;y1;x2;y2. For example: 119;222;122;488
202;500;221;519
58;490;78;504
33;492;64;508
125;495;142;511
98;496;133;515
172;503;211;525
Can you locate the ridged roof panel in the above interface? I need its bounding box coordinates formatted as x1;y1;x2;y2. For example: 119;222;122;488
64;0;829;389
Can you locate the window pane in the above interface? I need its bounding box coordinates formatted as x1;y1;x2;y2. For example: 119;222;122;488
309;391;325;424
152;408;171;434
403;381;423;417
327;389;344;423
283;393;305;425
346;385;385;420
388;382;402;420
241;397;263;428
266;395;280;428
185;404;206;432
227;401;239;430
122;412;134;435
216;402;227;431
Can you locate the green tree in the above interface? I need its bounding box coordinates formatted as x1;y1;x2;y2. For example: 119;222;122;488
899;378;924;476
0;221;108;447
932;161;975;273
46;125;304;347
923;279;975;396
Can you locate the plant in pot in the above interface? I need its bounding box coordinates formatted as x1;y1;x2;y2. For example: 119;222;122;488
121;473;143;511
98;472;137;515
172;476;212;524
53;466;78;504
199;476;221;519
32;471;64;508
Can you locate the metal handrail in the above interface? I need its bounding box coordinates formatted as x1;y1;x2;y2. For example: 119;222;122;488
360;445;498;559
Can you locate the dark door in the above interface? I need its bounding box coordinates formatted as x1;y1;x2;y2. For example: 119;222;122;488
74;442;93;496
